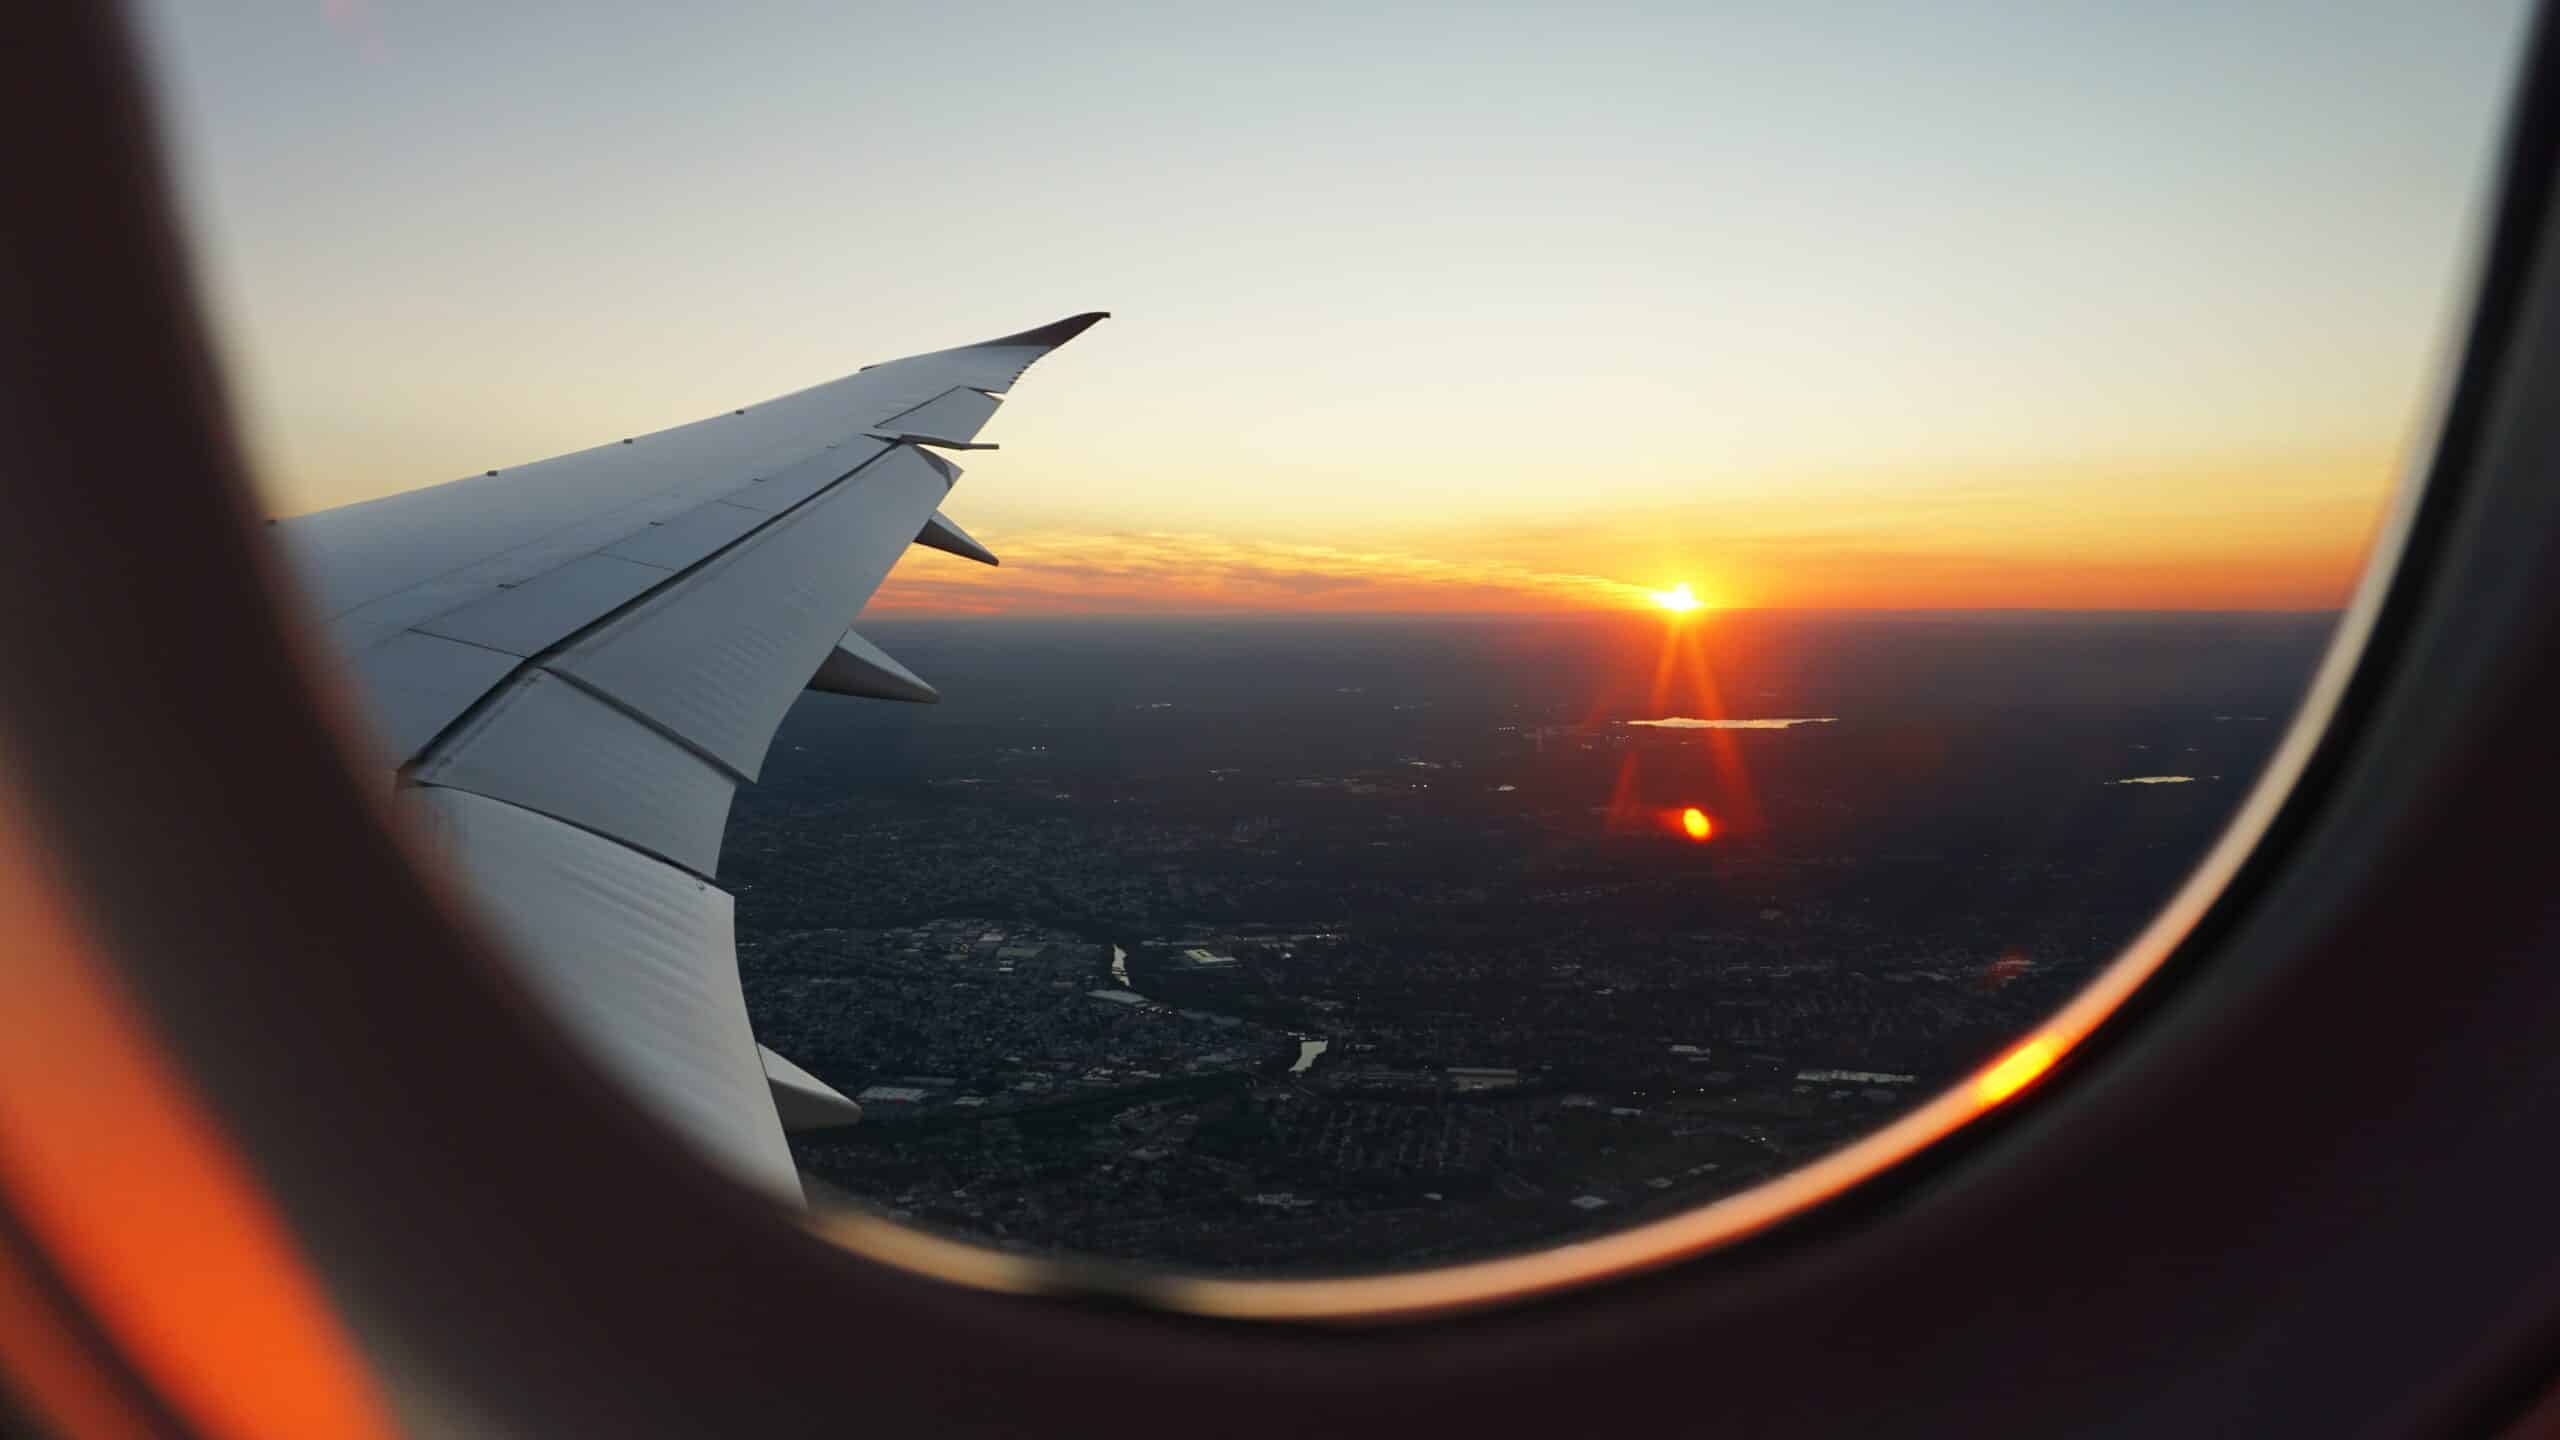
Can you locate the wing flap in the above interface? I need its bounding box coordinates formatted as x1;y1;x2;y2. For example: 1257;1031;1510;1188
412;670;736;877
342;631;522;763
404;786;798;1201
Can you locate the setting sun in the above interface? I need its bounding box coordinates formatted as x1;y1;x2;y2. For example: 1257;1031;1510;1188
1680;807;1713;841
1650;582;1704;614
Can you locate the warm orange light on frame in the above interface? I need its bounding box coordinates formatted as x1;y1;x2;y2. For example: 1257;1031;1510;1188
1680;807;1713;841
1974;1034;2063;1108
0;782;395;1439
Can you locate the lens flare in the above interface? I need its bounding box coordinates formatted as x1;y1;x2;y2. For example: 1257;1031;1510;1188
1973;1034;2062;1107
1680;807;1712;841
1649;582;1703;613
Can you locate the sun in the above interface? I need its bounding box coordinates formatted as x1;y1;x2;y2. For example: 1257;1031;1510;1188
1680;806;1712;841
1649;581;1704;613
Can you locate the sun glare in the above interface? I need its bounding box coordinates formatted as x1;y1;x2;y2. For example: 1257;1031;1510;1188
1973;1034;2063;1108
1680;807;1712;841
1649;582;1704;613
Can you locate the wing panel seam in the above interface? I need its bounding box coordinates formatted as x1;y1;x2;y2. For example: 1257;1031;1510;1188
407;777;722;883
536;665;752;786
398;442;909;783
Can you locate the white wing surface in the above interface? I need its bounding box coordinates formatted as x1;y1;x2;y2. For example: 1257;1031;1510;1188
276;314;1106;1202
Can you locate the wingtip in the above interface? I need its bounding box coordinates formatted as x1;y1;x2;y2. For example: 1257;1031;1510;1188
968;311;1110;351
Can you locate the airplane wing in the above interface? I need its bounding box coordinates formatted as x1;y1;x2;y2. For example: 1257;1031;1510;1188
273;313;1106;1203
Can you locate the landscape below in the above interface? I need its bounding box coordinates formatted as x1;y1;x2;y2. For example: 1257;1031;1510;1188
726;611;2330;1272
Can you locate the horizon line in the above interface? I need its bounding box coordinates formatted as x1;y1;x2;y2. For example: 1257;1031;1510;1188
861;605;2351;622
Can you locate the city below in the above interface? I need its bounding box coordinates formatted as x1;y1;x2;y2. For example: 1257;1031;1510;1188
727;612;2329;1272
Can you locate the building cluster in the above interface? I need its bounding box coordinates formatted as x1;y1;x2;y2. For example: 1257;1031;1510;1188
723;734;2144;1271
740;917;1298;1128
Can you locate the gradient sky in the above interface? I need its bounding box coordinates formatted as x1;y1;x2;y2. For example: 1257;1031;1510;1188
136;1;2530;612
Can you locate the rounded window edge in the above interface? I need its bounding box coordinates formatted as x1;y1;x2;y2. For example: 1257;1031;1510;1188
784;53;2555;1323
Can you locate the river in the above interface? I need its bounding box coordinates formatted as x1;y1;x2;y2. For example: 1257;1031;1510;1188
1109;942;1330;1076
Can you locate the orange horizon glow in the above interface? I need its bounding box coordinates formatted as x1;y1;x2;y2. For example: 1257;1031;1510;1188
0;784;394;1439
869;535;2376;616
179;0;2489;638
865;453;2394;617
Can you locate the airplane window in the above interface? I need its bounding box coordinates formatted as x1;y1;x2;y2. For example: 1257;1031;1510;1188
134;1;2531;1293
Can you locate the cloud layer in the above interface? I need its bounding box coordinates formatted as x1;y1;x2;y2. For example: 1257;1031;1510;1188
872;530;1660;614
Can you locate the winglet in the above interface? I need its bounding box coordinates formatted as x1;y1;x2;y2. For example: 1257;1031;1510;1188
916;510;999;567
808;629;939;704
965;311;1110;350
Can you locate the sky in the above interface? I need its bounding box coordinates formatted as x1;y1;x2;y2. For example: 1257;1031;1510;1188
135;1;2531;613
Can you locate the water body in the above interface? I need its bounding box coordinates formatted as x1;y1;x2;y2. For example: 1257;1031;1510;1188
1111;941;1329;1074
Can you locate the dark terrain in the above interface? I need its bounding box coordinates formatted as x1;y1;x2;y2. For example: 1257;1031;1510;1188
727;611;2331;1272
